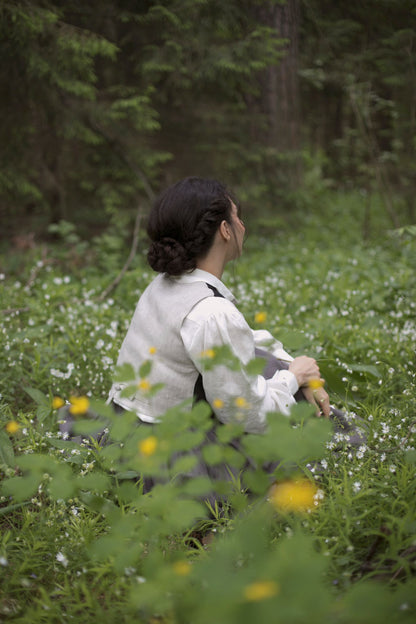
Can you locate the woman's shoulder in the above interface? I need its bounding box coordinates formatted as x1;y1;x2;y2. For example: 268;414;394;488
186;295;247;326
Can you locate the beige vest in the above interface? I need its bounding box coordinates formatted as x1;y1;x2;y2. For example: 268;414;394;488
108;273;215;421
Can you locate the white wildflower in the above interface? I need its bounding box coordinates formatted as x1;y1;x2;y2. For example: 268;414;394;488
56;552;68;567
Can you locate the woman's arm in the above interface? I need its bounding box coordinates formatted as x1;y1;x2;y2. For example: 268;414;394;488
181;298;300;433
251;328;293;362
252;326;330;417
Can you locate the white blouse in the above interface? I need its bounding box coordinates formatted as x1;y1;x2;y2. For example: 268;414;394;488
177;269;299;433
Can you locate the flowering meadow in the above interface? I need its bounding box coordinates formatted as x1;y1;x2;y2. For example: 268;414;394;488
1;192;416;622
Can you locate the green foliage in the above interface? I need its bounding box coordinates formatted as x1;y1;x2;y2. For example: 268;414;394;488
300;0;416;225
1;0;415;239
1;197;416;621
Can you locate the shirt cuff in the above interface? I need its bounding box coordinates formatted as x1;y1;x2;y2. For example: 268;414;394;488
273;369;299;395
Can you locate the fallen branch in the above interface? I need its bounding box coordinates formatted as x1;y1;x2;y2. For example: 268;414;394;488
85;119;156;300
98;203;144;302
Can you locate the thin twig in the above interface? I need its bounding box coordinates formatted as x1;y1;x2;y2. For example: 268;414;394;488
98;204;144;301
25;246;49;290
1;307;30;315
381;418;416;453
83;119;156;300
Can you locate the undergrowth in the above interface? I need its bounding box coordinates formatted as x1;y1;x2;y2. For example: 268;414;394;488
1;191;415;622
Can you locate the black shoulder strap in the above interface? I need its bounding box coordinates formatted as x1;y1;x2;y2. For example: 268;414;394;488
193;283;225;404
205;283;224;298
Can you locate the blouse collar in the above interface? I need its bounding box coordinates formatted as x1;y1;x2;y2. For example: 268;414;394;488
173;268;236;303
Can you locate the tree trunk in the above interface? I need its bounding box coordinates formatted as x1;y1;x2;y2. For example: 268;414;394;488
256;0;301;153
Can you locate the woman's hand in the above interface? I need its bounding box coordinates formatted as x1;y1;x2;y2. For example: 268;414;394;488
302;385;331;418
288;356;330;417
288;356;321;387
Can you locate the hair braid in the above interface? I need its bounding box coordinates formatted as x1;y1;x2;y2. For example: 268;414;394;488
146;177;234;275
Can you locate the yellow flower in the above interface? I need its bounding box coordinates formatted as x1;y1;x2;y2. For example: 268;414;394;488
148;346;157;355
254;311;267;324
269;479;319;513
213;398;224;409
244;580;279;602
308;378;325;390
52;396;65;410
137;379;151;392
172;560;191;576
6;421;20;434
138;435;158;457
200;348;215;359
234;396;248;409
69;396;90;415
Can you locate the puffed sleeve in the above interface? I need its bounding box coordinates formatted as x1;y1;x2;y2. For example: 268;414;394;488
251;328;294;362
181;298;299;433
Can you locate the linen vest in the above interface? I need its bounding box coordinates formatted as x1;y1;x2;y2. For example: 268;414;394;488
108;273;217;421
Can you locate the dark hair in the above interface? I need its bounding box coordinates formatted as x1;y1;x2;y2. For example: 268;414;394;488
147;177;235;275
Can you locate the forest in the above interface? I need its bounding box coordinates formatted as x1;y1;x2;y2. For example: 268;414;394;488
1;1;416;622
1;0;415;238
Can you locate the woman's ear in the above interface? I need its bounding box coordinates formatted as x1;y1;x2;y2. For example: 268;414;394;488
219;220;231;242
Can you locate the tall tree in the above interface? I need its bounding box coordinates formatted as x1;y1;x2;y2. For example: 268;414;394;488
255;0;301;153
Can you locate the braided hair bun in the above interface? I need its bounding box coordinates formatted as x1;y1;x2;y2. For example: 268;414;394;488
147;177;235;276
147;237;195;276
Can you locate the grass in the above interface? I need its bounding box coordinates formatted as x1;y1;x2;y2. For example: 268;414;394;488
0;191;416;622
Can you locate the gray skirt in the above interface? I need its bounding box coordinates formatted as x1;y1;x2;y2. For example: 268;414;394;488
123;349;367;503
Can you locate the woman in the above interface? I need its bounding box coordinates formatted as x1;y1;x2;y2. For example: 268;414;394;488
108;176;334;431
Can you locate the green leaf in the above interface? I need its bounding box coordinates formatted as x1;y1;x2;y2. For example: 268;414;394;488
72;419;108;435
139;360;152;379
201;444;225;466
76;472;111;493
148;382;164;397
180;476;213;497
120;384;138;399
246;356;266;375
216;423;244;444
47;438;82;451
109;410;138;441
48;476;76;500
288;402;316;423
170;454;198;476
24;386;49;406
0;430;15;467
17;453;58;473
171;430;205;452
222;445;245;470
88;398;115;419
163;499;206;530
113;363;136;382
0;501;32;516
405;450;416;465
242;468;270;495
1;475;42;501
275;329;308;351
318;361;348;397
348;363;381;378
116;481;141;503
115;470;141;481
37;404;52;423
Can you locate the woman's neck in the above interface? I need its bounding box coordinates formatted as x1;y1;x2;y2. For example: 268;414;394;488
195;255;225;280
